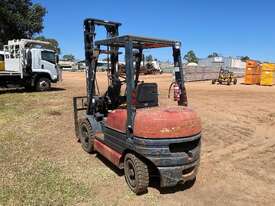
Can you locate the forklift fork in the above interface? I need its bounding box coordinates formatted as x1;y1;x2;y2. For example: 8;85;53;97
73;96;88;138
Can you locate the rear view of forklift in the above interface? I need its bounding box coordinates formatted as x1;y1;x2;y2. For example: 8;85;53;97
73;18;202;194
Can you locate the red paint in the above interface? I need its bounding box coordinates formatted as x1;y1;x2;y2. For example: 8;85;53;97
106;106;202;139
94;139;122;167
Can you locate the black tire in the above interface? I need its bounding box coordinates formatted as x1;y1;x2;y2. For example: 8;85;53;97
36;77;51;91
227;79;231;85
233;78;237;85
24;84;34;92
124;153;149;195
184;176;196;188
212;79;216;84
79;118;94;153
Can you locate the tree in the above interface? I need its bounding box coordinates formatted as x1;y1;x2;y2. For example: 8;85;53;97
63;54;75;61
208;52;219;58
145;55;153;62
0;0;46;49
34;36;61;54
184;50;198;63
240;56;250;62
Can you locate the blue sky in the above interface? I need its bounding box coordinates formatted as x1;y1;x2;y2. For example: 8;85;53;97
33;0;275;62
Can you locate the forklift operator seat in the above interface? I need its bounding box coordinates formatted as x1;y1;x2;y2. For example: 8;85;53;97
105;75;123;110
135;83;158;108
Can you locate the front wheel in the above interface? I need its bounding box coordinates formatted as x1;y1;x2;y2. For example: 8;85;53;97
36;77;51;91
233;78;237;85
227;79;231;85
124;153;149;195
24;83;34;91
79;119;95;153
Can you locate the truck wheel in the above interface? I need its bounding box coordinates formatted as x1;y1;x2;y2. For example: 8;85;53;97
25;84;34;92
233;78;237;85
36;77;51;91
124;153;149;195
79;118;94;153
212;79;216;84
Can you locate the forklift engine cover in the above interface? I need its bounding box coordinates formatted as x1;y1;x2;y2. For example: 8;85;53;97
105;106;201;138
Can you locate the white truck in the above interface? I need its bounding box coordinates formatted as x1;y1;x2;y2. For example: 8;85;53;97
0;39;61;91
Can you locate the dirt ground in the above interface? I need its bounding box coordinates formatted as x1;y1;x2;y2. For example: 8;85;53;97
1;71;275;205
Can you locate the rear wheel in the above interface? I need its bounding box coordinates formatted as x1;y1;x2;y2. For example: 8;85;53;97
124;153;149;195
233;78;237;85
212;79;216;84
79;118;94;153
184;176;196;188
36;77;51;91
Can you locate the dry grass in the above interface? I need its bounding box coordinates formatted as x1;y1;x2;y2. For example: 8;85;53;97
1;72;275;205
0;91;90;206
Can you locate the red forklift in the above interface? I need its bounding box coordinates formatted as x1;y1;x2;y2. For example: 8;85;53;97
73;18;202;194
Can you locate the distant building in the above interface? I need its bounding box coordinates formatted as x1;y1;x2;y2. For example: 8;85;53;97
198;57;246;69
77;60;86;70
58;60;78;71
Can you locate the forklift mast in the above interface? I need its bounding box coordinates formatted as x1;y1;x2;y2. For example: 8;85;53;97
172;44;188;106
83;18;121;115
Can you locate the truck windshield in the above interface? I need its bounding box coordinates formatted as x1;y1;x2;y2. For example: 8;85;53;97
41;51;56;64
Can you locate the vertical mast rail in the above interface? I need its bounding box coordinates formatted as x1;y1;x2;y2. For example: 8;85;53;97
173;42;188;106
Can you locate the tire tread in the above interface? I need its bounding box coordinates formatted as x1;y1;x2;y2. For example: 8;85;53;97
124;153;149;195
79;118;94;153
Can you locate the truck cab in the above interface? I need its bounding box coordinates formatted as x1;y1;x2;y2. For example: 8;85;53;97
0;39;60;91
30;48;59;82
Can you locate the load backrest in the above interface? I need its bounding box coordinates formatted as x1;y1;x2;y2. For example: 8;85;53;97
135;83;158;108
